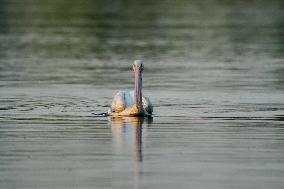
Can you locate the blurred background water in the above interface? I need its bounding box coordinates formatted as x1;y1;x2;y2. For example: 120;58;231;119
0;0;284;189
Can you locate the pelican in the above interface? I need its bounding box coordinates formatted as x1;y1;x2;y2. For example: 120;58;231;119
108;60;153;116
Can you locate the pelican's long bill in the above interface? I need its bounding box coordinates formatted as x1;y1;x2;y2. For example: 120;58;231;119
133;60;143;114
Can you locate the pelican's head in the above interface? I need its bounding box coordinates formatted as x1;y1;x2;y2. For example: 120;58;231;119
133;60;144;73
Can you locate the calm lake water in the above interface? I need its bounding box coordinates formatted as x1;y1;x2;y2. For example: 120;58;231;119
0;0;284;188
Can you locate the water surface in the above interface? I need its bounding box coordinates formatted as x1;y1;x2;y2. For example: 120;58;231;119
0;0;284;188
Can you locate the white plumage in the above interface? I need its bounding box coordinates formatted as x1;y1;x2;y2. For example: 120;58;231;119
108;91;153;116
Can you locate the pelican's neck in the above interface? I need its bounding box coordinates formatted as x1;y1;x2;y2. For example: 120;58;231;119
134;69;142;113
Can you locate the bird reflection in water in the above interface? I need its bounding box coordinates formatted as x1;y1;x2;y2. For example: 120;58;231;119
110;116;153;162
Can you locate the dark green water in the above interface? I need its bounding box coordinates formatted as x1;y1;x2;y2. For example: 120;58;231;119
0;0;284;188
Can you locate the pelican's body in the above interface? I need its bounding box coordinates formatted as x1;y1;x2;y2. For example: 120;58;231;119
108;91;153;116
108;60;153;116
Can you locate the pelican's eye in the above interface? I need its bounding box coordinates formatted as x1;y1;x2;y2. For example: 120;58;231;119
133;64;135;71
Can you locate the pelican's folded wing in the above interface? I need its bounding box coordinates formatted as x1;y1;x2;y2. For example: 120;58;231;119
111;91;126;113
142;96;153;114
